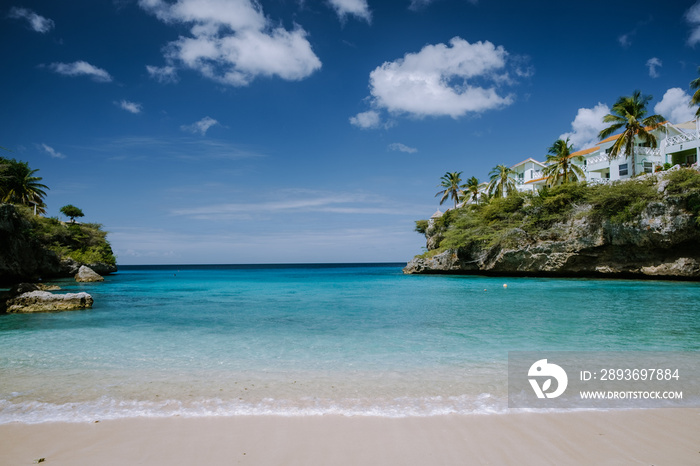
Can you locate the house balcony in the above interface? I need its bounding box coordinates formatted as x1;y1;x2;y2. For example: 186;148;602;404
516;170;545;184
665;133;700;153
586;154;610;170
636;147;661;157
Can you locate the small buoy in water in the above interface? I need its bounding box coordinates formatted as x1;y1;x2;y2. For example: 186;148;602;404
484;289;487;291
503;284;508;288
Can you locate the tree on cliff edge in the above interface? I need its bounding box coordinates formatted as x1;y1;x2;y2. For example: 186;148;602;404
543;138;585;186
60;204;84;223
598;90;665;178
0;157;48;214
487;164;516;198
435;171;465;210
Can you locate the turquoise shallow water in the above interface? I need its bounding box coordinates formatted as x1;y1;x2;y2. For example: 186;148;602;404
1;264;699;422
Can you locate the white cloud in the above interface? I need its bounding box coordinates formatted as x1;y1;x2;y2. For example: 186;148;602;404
328;0;371;22
116;100;143;114
559;103;610;150
388;143;417;153
349;110;382;129
618;32;633;48
409;0;477;10
357;37;514;123
48;61;113;82
170;190;417;220
181;116;220;135
139;0;321;86
654;88;698;124
109;225;419;264
146;65;178;83
646;57;662;78
40;143;65;159
686;1;700;46
8;7;54;33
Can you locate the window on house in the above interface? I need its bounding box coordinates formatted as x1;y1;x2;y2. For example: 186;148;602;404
619;164;628;177
644;162;653;173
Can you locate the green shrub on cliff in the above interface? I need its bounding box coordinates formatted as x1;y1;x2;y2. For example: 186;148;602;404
17;207;116;266
663;168;700;223
416;169;700;255
588;177;659;223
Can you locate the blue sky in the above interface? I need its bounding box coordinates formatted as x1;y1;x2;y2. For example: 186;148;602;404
3;0;700;265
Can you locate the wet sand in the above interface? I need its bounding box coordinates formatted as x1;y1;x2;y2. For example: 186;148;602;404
1;409;698;465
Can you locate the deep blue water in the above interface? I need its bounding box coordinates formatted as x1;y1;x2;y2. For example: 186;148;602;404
1;264;698;421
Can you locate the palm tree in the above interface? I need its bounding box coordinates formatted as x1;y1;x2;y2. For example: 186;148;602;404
542;138;586;186
462;176;481;204
0;159;49;212
435;171;464;209
487;164;516;198
598;90;665;178
690;67;700;117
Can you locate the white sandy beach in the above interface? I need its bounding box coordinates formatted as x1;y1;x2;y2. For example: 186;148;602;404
1;409;698;465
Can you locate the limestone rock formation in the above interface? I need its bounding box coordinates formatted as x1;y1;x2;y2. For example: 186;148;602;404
4;290;93;313
75;265;104;282
405;173;700;280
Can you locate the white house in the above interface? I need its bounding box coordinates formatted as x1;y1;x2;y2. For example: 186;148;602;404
511;158;548;193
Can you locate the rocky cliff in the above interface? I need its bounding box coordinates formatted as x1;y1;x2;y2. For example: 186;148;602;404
405;169;700;279
0;204;116;285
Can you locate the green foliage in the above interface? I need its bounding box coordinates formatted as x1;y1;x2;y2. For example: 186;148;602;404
435;172;465;209
416;170;700;254
416;248;445;260
588;178;659;223
598;90;665;177
17;208;116;266
663;169;700;222
414;219;429;234
663;163;673;171
480;192;525;222
523;182;589;230
60;204;85;222
0;157;48;212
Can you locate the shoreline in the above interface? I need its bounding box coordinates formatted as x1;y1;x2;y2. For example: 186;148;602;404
1;409;698;465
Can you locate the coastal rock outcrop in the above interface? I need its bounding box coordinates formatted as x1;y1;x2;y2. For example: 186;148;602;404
405;172;700;280
3;290;93;313
0;204;64;284
0;203;116;285
75;265;104;282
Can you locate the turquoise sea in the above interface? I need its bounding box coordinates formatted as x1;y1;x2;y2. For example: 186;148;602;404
1;264;699;423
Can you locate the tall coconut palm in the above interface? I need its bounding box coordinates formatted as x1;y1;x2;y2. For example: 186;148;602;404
487;164;516;198
598;90;665;178
435;171;464;209
0;158;49;211
690;67;700;117
462;176;481;204
542;138;586;186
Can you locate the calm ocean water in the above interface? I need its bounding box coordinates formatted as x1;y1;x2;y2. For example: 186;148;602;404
1;264;699;422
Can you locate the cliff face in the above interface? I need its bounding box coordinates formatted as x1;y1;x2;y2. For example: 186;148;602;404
0;204;64;284
405;173;700;279
0;204;117;285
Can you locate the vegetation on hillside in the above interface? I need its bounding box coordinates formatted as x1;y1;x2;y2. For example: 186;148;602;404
14;205;117;266
1;156;116;267
415;169;700;259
